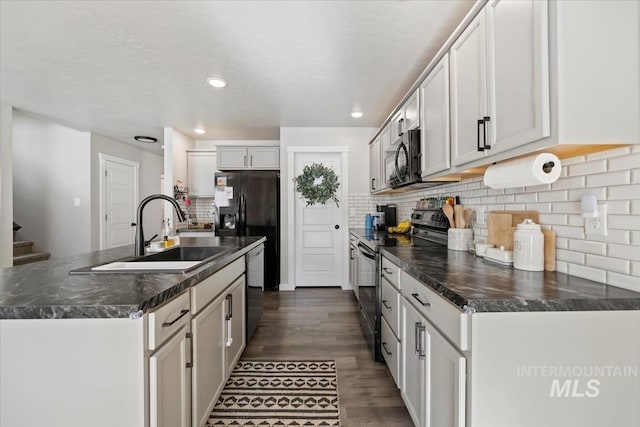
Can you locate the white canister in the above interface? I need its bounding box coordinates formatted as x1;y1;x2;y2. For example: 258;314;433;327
513;219;544;271
448;228;473;251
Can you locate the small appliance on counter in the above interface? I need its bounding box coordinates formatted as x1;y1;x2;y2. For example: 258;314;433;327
376;204;396;229
410;207;450;246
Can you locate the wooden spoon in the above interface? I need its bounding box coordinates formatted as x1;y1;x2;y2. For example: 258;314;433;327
463;209;472;229
454;205;465;229
443;204;456;228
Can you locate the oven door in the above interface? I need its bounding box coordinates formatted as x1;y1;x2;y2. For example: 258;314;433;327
357;242;382;361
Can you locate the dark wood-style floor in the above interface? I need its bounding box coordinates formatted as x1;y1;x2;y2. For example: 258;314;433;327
242;287;414;427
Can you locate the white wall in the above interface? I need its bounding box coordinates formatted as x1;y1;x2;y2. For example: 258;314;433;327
90;134;163;250
0;105;13;268
12;111;92;258
163;128;194;224
279;127;376;286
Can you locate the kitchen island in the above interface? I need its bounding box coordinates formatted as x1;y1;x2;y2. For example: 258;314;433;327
376;241;640;427
0;236;265;427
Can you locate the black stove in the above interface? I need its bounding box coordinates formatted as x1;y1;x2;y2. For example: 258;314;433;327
411;208;450;246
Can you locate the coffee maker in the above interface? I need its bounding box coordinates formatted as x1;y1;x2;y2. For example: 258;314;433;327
377;204;397;229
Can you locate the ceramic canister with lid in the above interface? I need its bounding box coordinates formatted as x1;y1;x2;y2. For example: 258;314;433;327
513;219;544;271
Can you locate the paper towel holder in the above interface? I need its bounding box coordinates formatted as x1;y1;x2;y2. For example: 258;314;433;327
581;194;599;218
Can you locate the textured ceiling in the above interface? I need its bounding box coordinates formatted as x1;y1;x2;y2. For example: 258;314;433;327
0;0;475;152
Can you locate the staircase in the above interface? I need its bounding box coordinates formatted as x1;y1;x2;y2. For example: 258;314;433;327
12;222;51;266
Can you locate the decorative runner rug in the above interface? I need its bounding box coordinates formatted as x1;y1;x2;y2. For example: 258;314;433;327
207;360;340;427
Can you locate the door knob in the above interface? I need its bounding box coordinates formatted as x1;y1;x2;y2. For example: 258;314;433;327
335;224;340;230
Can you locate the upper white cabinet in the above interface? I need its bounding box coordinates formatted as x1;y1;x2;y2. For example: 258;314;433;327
369;136;382;193
216;146;279;170
402;89;420;134
450;0;550;167
187;150;217;197
420;54;451;178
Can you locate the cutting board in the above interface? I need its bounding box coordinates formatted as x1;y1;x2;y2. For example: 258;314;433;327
543;229;557;272
488;211;540;250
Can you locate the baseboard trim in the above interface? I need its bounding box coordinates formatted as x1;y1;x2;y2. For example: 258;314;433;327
279;282;295;291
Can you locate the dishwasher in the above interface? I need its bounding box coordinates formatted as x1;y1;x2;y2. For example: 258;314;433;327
246;244;264;341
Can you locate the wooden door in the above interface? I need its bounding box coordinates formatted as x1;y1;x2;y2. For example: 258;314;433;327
294;152;344;287
149;326;191;427
191;295;225;427
101;155;138;249
420;54;451;177
450;10;489;166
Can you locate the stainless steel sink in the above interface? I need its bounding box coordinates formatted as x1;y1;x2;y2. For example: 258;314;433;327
69;246;231;274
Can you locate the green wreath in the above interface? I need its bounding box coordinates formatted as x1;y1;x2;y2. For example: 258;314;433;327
293;163;340;207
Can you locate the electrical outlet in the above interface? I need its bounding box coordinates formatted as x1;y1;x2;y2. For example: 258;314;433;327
585;204;607;236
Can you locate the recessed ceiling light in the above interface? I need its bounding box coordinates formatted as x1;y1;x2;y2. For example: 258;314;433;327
134;135;158;143
194;128;206;135
206;77;227;88
351;111;364;119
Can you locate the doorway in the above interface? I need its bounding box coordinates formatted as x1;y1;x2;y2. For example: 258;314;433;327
99;154;139;249
287;147;349;289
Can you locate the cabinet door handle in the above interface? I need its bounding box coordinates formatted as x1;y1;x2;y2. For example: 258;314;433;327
383;267;393;275
398;118;404;137
418;324;426;360
186;332;194;368
482;116;491;149
477;119;485;152
412;293;430;307
371;178;376;191
225;294;233;320
162;309;189;327
382;300;391;310
250;155;253;166
414;322;421;354
382;342;392;356
243;155;247;167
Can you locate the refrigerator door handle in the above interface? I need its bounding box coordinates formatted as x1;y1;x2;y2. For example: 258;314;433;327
240;194;246;236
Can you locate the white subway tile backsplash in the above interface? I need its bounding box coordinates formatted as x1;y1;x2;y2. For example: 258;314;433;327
585;254;630;274
539;213;568;226
607;184;640;200
551;225;585;239
556;249;585;264
538;190;568;202
608;243;640;262
586;170;630;188
487;188;505;196
568;263;607;283
552;176;585;190
608;153;640;171
378;146;640;290
568;160;607;176
606;272;640;293
586;146;630;161
568;239;606;255
608;215;640;231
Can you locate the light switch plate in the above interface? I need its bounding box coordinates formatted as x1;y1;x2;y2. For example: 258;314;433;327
585;204;607;236
73;197;81;207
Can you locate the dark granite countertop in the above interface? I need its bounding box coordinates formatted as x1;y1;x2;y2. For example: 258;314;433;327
0;236;265;319
380;244;640;312
350;228;413;250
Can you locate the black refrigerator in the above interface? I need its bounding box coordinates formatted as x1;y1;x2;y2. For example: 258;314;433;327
214;171;280;291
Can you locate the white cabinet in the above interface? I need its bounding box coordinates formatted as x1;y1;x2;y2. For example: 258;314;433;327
450;0;550;167
149;325;192;427
187;150;217;197
216;146;279;170
380;124;394;190
403;89;420;133
349;236;358;298
369;136;382;193
401;300;426;426
225;276;246;376
420;54;451;178
191;294;225;427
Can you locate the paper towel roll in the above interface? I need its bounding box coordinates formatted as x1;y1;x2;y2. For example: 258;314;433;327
483;153;562;189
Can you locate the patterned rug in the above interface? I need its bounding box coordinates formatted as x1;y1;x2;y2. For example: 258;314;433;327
207;360;340;427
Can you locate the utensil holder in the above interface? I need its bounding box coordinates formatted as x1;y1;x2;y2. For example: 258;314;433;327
448;228;473;251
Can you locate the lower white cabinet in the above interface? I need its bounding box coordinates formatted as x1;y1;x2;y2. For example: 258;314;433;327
149;325;192;427
191;294;226;427
225;276;246;376
401;296;466;427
